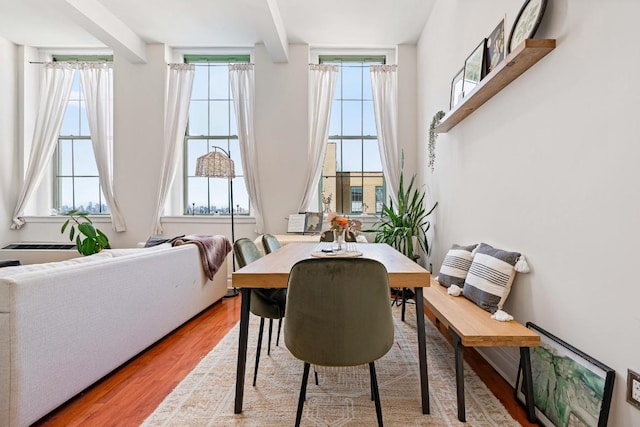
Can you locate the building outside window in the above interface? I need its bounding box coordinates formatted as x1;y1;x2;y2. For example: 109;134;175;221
184;55;250;216
320;56;385;215
54;59;109;214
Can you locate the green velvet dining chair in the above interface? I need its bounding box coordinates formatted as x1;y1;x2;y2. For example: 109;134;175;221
234;238;287;386
319;231;334;242
261;233;284;346
284;258;394;427
261;233;281;254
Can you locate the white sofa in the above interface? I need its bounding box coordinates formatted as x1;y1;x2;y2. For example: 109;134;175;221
0;243;229;427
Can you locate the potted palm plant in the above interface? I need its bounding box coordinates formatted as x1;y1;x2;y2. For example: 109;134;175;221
369;170;437;262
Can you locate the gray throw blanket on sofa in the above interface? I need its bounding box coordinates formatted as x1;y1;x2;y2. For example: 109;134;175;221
172;234;232;280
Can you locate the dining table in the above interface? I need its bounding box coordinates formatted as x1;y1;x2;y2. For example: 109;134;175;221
231;242;432;415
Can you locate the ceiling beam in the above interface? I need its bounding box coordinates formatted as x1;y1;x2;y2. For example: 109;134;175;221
52;0;147;63
261;0;288;63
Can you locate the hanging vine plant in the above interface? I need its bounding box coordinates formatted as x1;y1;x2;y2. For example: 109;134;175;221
428;110;445;172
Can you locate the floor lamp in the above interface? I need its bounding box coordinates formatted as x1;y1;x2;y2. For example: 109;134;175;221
195;146;239;298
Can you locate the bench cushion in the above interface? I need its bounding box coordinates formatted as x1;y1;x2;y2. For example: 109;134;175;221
437;243;477;288
463;243;520;313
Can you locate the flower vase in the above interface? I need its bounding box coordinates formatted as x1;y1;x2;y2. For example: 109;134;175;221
334;229;344;251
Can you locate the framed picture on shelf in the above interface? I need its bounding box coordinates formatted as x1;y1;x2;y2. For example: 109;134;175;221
449;68;464;109
508;0;548;53
303;212;323;234
486;18;505;74
462;39;486;97
515;322;615;427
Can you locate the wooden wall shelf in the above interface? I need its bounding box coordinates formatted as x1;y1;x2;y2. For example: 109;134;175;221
436;39;556;133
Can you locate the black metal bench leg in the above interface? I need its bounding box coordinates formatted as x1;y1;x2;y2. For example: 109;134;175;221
450;328;466;422
401;288;407;322
414;287;430;414
520;347;536;423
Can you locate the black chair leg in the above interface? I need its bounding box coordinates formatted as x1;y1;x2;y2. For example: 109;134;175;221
295;362;311;427
276;318;282;347
267;318;273;356
369;362;383;427
314;366;319;385
253;317;265;387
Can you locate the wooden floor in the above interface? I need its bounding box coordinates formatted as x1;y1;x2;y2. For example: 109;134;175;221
37;294;537;426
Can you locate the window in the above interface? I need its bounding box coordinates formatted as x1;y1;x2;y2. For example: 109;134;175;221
54;60;109;214
184;55;250;215
320;56;385;215
350;187;363;213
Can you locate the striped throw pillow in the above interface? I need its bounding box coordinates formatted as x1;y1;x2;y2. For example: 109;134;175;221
463;243;520;313
437;243;478;288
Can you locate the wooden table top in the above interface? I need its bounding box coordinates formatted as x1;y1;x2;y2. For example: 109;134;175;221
232;242;431;289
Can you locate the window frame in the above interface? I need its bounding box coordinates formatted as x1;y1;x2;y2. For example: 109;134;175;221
182;54;251;216
52;55;112;215
317;53;389;215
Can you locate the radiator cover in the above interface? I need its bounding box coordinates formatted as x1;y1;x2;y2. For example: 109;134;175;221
0;243;80;265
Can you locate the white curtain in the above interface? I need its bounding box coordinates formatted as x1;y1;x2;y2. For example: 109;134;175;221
78;63;126;232
370;65;400;207
151;63;195;235
229;63;265;234
11;63;76;229
297;64;338;213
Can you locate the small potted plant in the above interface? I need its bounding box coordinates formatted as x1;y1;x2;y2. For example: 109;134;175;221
60;209;111;255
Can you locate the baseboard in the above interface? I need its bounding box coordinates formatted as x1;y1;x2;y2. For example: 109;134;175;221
476;346;521;387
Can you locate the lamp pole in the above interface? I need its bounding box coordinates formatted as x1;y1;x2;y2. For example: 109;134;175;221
195;145;238;297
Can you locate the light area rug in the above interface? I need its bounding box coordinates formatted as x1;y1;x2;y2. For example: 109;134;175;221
142;304;520;426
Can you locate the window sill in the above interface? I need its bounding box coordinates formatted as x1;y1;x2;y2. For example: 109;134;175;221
161;216;256;224
21;215;113;224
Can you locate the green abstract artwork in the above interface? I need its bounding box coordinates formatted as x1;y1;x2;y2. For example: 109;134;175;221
517;323;615;427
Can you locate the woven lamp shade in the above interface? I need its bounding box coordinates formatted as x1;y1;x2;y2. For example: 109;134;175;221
195;151;235;178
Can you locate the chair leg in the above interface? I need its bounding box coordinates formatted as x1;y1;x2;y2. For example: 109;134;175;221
295;362;311;427
253;317;265;387
267;319;273;356
314;366;319;385
276;318;282;347
369;362;383;427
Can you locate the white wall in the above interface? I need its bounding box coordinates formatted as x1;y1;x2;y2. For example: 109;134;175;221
418;1;640;425
0;36;17;247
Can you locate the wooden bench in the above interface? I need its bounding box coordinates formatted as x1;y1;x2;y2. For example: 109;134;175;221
422;278;540;422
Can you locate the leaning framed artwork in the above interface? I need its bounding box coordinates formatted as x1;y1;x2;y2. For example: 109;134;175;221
508;0;548;53
449;68;464;109
462;39;486;97
486;18;505;74
516;323;615;427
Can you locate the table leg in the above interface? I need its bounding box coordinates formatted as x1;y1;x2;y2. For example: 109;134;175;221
450;328;466;422
414;287;430;414
234;288;251;414
520;347;536;423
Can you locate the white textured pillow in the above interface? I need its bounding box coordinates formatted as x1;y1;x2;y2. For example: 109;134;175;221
462;243;520;313
437;243;478;288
